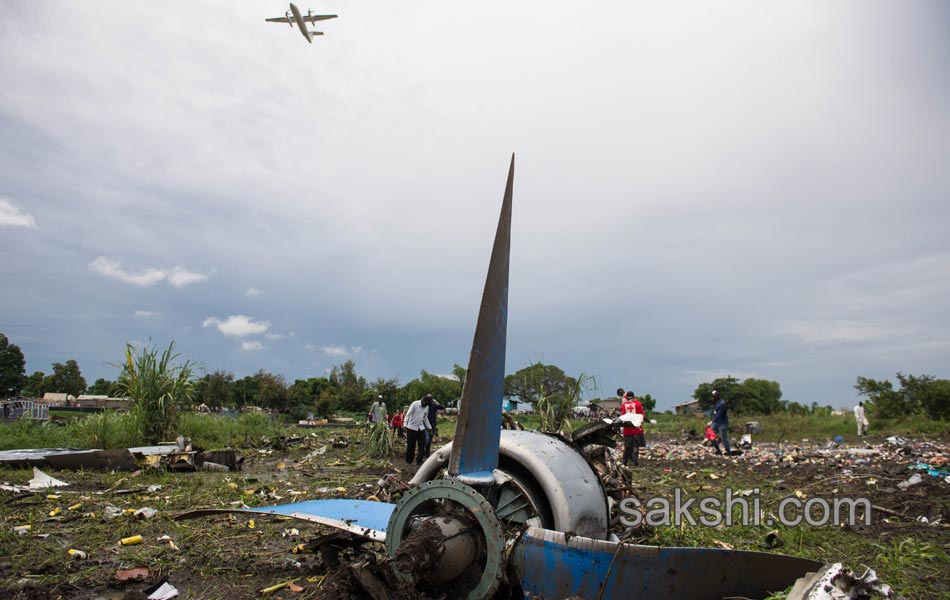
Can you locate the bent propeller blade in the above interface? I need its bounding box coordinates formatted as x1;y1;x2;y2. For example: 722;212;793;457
512;528;824;600
448;154;514;484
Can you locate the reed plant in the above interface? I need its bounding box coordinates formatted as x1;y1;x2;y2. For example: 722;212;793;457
113;341;196;444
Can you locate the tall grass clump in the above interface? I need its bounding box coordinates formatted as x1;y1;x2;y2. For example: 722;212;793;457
114;341;196;444
364;421;395;457
70;411;141;449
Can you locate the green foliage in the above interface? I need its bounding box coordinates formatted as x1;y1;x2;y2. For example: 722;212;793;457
21;371;47;398
896;372;950;420
45;359;87;397
871;537;945;572
176;411;281;448
195;370;234;408
0;333;26;397
856;372;950;420
452;364;467;391
114;341;196;444
0;418;75;450
73;411;141;449
694;377;740;411
363;421;395;457
314;396;334;418
505;363;577;404
639;393;657;412
87;378;117;396
694;377;783;415
398;370;461;408
253;369;288;411
330;360;368;412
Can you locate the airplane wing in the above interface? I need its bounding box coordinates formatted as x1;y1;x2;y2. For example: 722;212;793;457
265;17;292;23
304;14;337;23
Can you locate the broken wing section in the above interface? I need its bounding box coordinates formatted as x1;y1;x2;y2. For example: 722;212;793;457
176;499;395;542
511;528;823;600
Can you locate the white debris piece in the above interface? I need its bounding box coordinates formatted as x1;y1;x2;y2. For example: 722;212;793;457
788;563;894;600
897;473;923;490
28;467;69;489
147;581;180;600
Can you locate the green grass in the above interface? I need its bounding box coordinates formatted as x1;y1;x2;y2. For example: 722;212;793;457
640;411;949;442
0;411;291;451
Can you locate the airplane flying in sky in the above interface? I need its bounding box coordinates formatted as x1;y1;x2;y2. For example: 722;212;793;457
265;3;337;44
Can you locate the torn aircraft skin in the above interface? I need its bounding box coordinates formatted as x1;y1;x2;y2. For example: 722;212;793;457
178;156;829;599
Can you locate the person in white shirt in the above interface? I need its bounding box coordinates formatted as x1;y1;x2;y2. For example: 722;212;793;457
404;396;432;465
369;395;386;424
854;401;869;436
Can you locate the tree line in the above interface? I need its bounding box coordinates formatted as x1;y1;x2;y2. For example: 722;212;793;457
2;332;667;418
693;373;949;421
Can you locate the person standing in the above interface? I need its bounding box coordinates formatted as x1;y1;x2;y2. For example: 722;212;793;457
710;390;731;456
422;394;445;458
854;401;869;436
620;391;645;467
404;396;431;465
390;408;405;437
369;395;387;424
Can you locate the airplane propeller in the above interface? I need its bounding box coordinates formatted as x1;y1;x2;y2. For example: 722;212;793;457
179;156;830;599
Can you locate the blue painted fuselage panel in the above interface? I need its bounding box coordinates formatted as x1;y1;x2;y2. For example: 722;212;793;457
248;499;395;532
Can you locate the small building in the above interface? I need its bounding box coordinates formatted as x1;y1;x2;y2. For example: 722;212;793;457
674;399;702;416
41;392;76;406
503;398;534;413
75;395;132;410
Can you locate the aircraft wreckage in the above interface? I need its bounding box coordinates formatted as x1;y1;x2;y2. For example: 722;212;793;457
179;156;877;599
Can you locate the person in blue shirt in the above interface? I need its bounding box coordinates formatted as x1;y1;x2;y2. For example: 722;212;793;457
710;390;732;456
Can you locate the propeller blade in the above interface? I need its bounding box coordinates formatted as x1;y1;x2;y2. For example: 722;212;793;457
449;154;514;484
511;528;823;600
176;499;395;542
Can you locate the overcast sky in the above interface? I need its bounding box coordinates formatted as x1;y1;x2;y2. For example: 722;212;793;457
2;1;948;410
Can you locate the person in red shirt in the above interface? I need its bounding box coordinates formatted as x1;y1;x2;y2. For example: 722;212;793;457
620;391;646;467
390;410;405;437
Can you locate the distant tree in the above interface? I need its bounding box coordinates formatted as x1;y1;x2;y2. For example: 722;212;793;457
452;364;467;392
694;377;740;411
232;375;258;407
694;377;782;415
45;359;87;397
731;378;784;414
398;370;463;410
0;333;26;397
370;376;401;405
505;363;577;405
22;371;47;398
638;393;657;412
199;370;234;408
87;378;116;396
253;370;288;411
854;376;907;419
895;372;950;420
329;360;368;412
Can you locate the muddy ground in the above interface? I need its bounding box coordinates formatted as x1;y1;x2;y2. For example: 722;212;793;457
1;430;947;600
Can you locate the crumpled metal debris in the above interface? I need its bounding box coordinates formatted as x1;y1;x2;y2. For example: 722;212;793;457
787;563;894;599
29;467;69;490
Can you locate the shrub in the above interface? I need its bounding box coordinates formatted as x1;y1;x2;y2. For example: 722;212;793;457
114;341;196;444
